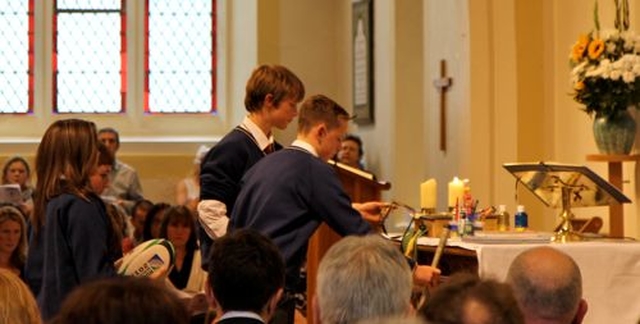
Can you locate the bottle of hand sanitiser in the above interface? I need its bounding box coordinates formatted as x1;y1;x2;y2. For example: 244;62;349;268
514;205;528;232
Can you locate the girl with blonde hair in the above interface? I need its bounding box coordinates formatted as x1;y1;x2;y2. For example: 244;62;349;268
0;268;41;324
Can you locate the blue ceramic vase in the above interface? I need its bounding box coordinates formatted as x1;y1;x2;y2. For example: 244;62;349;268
592;109;637;155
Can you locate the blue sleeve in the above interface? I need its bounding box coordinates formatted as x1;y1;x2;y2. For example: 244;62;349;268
64;199;116;280
200;139;247;205
309;163;372;236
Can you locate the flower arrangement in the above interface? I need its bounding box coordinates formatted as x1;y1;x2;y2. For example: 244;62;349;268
570;0;640;118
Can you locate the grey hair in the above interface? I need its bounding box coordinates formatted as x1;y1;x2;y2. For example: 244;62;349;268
317;234;413;324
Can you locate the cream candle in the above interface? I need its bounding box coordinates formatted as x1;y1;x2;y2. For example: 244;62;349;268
448;177;464;208
420;178;437;210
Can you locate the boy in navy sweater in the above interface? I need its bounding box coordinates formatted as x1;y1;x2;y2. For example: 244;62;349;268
231;95;440;323
198;65;305;269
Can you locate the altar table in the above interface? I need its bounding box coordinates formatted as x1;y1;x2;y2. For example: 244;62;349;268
400;235;640;324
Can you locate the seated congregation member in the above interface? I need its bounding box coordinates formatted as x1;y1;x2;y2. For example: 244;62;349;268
49;277;190;324
315;235;414;324
230;94;440;323
25;119;120;320
90;142;133;254
131;199;153;245
357;317;427;324
159;205;206;293
198;64;305;270
2;156;35;217
142;202;170;241
176;145;209;213
336;133;366;170
207;228;285;324
0;205;27;276
98;127;144;213
420;273;524;324
506;247;588;324
0;269;41;324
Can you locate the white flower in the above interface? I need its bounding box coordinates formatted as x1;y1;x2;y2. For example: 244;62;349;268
622;71;635;83
612;59;624;70
622;31;636;50
603;29;620;40
571;61;588;76
610;70;622;80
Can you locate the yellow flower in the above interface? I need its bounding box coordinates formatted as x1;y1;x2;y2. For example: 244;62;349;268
571;34;590;62
574;81;585;91
588;38;605;59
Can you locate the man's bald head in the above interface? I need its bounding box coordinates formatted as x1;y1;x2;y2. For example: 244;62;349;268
506;247;586;324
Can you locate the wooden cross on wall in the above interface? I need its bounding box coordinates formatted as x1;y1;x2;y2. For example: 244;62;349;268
433;59;453;152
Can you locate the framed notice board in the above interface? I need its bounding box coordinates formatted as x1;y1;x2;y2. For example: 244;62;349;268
352;0;374;125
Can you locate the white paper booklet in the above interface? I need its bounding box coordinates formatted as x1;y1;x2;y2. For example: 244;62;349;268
0;184;22;204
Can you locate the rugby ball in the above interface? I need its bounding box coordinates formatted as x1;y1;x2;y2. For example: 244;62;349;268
118;239;175;277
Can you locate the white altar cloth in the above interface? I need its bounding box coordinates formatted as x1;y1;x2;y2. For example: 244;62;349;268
407;235;640;324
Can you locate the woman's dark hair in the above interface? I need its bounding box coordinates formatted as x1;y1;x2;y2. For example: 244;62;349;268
132;199;153;216
159;205;198;251
142;202;170;241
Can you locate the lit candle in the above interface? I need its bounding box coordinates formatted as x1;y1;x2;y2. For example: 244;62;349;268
420;179;437;210
448;177;464;208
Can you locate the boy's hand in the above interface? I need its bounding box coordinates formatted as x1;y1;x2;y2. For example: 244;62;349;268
353;201;389;224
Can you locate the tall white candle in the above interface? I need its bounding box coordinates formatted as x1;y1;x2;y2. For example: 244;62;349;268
420;179;437;210
448;177;464;208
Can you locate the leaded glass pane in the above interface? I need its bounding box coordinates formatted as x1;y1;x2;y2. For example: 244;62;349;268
0;1;30;113
148;0;213;113
55;3;122;113
57;0;119;10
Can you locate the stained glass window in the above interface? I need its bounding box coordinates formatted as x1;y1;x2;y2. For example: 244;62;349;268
146;0;216;113
54;0;124;113
0;0;32;113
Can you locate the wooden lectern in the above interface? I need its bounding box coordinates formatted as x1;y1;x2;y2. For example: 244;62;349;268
305;162;390;324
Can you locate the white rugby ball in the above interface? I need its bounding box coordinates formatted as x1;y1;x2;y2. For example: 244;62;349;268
118;239;175;277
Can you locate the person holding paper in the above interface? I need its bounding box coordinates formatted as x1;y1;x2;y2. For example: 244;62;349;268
2;156;34;217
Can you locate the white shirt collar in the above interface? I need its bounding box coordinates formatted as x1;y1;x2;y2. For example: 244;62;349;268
219;310;265;323
291;139;318;157
241;116;275;151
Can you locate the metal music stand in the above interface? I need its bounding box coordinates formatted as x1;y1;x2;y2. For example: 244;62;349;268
503;162;631;242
